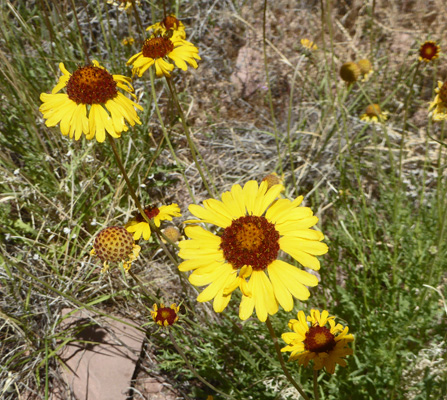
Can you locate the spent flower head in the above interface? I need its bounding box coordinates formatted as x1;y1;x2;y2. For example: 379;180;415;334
90;226;141;271
340;62;360;84
151;303;180;327
178;180;328;322
419;41;440;63
360;103;388;124
126;204;181;241
356;59;373;81
40;61;143;142
281;309;354;374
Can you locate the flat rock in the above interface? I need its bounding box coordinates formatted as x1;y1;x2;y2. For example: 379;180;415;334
56;308;145;400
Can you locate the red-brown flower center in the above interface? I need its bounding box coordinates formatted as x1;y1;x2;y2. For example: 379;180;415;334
142;37;174;59
220;215;280;271
136;206;160;223
304;325;336;353
66;65;117;105
154;307;177;326
162;15;179;30
420;42;439;61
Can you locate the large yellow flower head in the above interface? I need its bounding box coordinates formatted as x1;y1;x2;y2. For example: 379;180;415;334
178;180;328;322
146;15;186;40
40;61;143;142
429;80;447;121
127;34;200;78
281;309;354;374
125;204;181;241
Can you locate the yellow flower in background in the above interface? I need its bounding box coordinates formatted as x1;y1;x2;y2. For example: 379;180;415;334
151;303;180;327
40;61;143;142
178;180;328;322
126;204;181;240
356;59;373;81
107;0;140;11
127;34;200;77
122;37;135;46
300;39;318;50
146;14;186;40
340;62;360;84
360;103;388;124
429;80;447;121
281;309;354;374
419;41;440;62
90;226;141;272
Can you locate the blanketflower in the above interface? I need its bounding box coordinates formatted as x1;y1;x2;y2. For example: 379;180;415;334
146;15;186;40
126;204;181;240
419;41;440;62
90;226;141;271
178;180;328;322
360;103;388;124
127;34;200;77
281;309;354;374
151;303;180;327
429;80;447;121
40;61;143;142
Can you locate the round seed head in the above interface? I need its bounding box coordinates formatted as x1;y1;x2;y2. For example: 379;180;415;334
340;62;360;83
93;226;134;263
163;226;182;243
357;59;372;75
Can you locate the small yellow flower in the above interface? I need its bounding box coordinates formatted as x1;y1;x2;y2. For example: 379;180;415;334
429;80;447;121
40;61;143;142
126;204;182;241
356;59;373;81
90;226;141;271
419;41;440;62
146;15;186;40
151;303;180;327
340;62;360;84
107;0;140;11
300;39;318;50
360;104;388;124
127;34;200;78
122;37;135;46
281;309;354;374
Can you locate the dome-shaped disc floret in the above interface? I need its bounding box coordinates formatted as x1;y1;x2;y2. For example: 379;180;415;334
91;226;140;271
67;65;117;104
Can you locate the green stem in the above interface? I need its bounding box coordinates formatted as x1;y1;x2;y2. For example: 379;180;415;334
313;370;319;400
168;330;237;400
265;317;310;400
107;136;179;264
165;76;216;198
148;69;196;203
